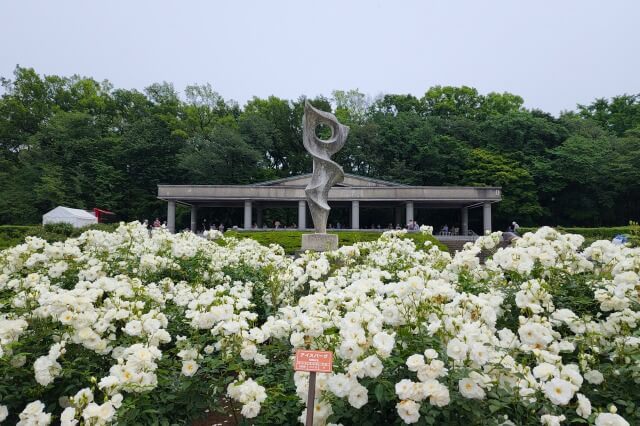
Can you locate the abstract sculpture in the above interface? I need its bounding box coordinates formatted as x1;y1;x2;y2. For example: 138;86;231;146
301;101;349;251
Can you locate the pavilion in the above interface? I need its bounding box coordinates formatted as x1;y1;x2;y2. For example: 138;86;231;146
157;174;501;235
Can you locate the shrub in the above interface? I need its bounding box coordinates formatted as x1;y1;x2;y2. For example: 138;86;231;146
520;225;639;247
0;225;35;250
0;223;119;250
0;224;639;425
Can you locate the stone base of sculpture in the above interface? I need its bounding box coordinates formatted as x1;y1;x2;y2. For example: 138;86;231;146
301;233;338;252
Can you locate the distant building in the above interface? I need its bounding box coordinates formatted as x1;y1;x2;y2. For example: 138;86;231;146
158;173;501;234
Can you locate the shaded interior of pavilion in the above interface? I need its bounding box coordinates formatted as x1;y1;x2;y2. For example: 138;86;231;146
169;200;493;236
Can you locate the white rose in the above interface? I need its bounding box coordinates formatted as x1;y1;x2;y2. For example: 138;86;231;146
576;393;592;419
0;404;8;422
123;320;142;336
423;349;438;359
328;373;353;398
429;384;450;407
540;414;566;426
372;332;395;358
240;401;261;418
60;407;77;426
396;400;420;424
240;344;258;361
584;369;604;385
595;413;630;426
362;355;383;378
395;379;417;400
446;338;468;361
347;383;368;409
406;354;425;372
543;378;575;406
459;378;485;400
181;360;199;377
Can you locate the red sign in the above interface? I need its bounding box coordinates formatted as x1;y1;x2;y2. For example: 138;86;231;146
294;350;333;373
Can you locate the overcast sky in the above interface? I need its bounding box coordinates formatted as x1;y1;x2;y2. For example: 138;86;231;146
2;0;639;115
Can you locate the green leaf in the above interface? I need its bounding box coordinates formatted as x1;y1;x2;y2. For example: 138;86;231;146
375;383;385;403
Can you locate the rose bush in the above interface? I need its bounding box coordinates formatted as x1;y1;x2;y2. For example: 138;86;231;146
0;223;638;425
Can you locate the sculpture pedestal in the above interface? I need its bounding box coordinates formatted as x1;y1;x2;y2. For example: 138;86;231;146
301;233;338;252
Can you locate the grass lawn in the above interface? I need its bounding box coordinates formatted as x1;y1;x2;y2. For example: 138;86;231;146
224;230;448;254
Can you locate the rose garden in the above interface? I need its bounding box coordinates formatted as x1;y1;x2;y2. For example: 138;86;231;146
1;220;639;425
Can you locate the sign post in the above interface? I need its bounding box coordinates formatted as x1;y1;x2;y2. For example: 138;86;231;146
294;349;333;426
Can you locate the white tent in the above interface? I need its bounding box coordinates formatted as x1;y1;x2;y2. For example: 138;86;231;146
42;206;98;228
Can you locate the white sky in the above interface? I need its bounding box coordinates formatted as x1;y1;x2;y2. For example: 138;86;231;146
2;0;639;115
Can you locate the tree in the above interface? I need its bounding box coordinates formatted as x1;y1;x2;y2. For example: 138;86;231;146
178;125;264;185
332;89;371;124
462;149;543;226
542;135;621;225
183;83;239;135
421;86;483;118
577;94;640;136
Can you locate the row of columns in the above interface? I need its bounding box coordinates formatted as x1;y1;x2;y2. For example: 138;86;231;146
167;200;492;234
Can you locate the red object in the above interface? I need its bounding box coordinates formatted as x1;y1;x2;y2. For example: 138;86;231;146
294;350;333;373
93;208;115;223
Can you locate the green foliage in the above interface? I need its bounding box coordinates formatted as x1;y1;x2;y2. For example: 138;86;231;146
0;225;34;249
1;66;640;229
0;222;119;249
223;230;447;254
462;149;543;224
178;126;265;184
519;225;640;247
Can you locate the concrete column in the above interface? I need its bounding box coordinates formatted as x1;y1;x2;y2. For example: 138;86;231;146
483;202;492;234
461;206;469;236
167;201;176;233
190;205;197;233
405;201;414;226
298;200;306;230
351;200;360;229
256;207;263;227
244;200;252;229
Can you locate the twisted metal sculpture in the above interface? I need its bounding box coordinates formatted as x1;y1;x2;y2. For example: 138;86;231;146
302;101;349;234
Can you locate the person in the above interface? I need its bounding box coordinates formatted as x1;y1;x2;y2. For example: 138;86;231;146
153;218;161;228
336;222;341;230
512;221;520;233
218;223;225;233
143;219;149;228
274;220;281;229
442;224;449;234
252;223;258;229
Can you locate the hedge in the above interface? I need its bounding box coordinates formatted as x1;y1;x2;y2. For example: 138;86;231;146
0;223;119;250
519;225;639;246
224;230;448;254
